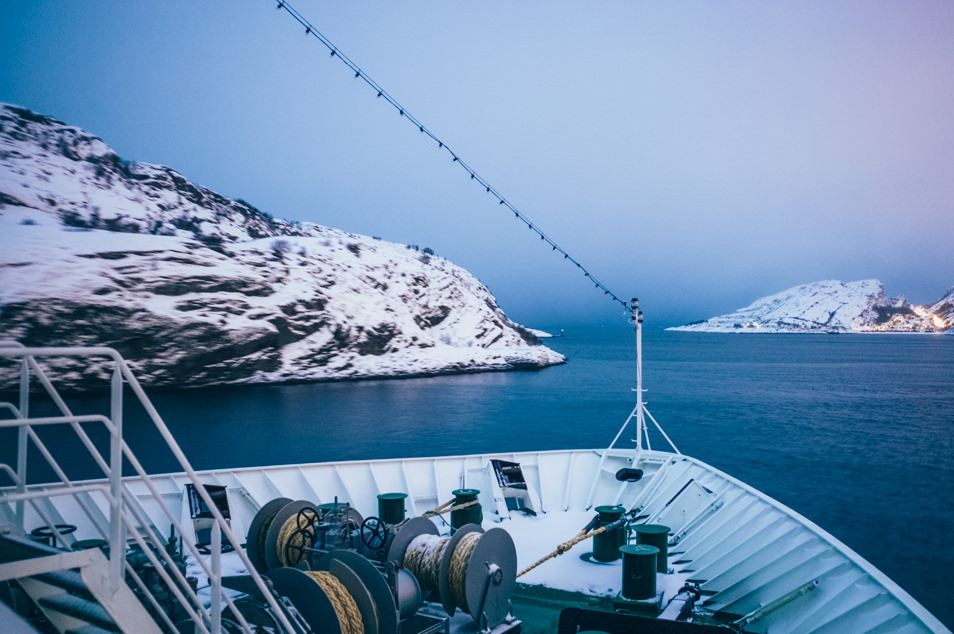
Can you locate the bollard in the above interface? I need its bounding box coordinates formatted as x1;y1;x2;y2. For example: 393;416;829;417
635;524;669;573
377;492;408;525
592;505;626;562
450;488;482;530
620;544;659;600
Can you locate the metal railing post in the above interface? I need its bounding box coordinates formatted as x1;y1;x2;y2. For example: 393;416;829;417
16;356;29;529
109;364;125;595
211;521;222;634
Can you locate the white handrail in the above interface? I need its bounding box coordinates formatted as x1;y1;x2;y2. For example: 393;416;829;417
0;346;298;634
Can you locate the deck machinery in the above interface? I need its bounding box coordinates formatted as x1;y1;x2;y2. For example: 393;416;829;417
234;496;520;633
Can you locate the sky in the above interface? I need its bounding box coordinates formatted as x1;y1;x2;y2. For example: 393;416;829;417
2;1;953;328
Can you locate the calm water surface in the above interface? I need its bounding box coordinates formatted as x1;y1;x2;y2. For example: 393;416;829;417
4;328;952;628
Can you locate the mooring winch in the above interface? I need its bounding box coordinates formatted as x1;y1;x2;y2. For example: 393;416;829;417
386;516;517;629
240;496;520;634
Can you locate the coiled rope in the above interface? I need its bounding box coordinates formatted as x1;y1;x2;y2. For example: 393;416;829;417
304;571;364;634
448;531;481;613
276;509;318;567
403;533;449;593
403;531;482;613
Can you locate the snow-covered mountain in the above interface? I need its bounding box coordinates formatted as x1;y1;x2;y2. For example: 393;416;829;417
0;103;565;389
669;279;952;333
923;287;954;329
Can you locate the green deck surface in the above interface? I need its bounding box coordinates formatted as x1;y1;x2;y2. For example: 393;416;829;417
510;583;615;633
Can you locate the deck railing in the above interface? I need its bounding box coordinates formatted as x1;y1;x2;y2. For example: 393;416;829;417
0;343;297;634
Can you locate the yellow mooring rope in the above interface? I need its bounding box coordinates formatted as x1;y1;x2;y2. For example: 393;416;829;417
423;498;479;518
404;530;483;614
448;531;481;613
516;524;609;578
403;534;448;593
276;509;318;567
304;570;364;634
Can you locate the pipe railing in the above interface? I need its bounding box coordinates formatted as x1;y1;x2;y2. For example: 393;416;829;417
0;411;125;589
0;345;298;634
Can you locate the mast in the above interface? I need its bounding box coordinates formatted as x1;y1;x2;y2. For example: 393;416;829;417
631;298;646;459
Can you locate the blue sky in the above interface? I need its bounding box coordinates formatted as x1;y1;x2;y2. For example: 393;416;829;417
3;1;953;328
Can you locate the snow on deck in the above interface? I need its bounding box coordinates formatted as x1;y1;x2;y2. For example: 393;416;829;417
5;448;950;632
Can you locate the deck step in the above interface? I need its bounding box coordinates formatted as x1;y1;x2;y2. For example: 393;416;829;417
33;569;94;599
0;533;61;565
65;625;119;634
38;592;118;631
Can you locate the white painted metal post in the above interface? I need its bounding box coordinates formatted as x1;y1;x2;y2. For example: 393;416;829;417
16;356;29;530
211;521;222;634
109;364;124;595
632;299;646;459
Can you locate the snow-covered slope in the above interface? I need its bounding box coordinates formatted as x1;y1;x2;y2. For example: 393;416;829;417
923;287;954;330
0;103;564;388
669;279;952;333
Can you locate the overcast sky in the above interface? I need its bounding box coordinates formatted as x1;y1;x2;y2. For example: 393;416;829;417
3;1;953;328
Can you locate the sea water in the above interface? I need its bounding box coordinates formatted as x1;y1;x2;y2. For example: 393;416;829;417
3;328;952;628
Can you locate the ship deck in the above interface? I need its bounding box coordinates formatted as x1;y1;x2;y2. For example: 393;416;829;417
19;447;942;633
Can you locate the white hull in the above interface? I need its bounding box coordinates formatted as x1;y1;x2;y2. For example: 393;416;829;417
9;447;948;633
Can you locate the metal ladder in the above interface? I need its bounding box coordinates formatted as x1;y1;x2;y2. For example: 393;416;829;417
1;531;160;634
0;343;299;634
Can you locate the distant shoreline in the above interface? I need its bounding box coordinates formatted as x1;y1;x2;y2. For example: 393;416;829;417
666;326;951;334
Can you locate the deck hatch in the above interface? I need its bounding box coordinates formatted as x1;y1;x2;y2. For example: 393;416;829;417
491;459;534;514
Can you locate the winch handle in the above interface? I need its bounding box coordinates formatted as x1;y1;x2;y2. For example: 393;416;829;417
360;516;388;550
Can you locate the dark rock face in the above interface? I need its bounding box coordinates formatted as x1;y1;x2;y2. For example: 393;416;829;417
414;305;451;329
0;299;282;388
0;103;565;390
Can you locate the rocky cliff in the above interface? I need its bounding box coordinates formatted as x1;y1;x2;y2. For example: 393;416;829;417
0;104;565;389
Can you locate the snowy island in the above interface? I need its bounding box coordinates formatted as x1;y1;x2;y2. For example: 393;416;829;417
669;279;953;334
0;104;565;390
